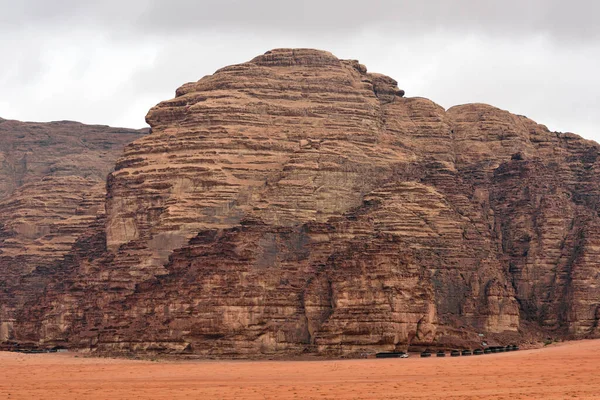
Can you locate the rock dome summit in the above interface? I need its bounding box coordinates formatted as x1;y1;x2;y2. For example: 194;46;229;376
1;49;599;357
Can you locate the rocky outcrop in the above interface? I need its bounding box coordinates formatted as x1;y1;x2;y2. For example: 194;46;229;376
0;119;145;341
3;49;600;355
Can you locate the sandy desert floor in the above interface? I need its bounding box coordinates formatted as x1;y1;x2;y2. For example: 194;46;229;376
1;340;600;399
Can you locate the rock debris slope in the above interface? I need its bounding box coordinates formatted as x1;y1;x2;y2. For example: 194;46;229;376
3;49;600;355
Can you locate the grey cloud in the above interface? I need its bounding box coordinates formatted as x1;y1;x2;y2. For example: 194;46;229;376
0;0;598;142
3;0;600;41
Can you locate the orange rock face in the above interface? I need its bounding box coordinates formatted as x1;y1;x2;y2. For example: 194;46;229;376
0;119;145;341
2;49;600;356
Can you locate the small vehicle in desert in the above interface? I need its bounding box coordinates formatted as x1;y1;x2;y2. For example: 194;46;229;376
375;351;409;359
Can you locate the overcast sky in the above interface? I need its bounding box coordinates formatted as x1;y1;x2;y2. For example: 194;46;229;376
1;0;599;141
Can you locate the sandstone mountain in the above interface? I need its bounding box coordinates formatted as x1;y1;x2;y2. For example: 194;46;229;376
0;118;146;341
2;49;599;356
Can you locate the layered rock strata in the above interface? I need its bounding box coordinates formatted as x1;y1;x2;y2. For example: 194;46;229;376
0;119;145;341
3;49;600;355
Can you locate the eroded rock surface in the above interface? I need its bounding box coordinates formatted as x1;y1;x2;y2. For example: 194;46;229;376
3;49;600;355
0;119;145;341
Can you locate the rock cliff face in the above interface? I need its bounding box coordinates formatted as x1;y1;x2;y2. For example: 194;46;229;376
0;119;145;341
3;49;600;356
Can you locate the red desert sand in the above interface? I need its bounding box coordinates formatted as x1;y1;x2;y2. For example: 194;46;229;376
1;340;599;399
